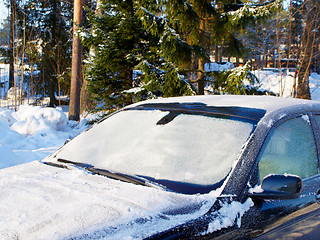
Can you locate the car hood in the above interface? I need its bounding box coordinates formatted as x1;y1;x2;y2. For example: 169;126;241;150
0;161;219;239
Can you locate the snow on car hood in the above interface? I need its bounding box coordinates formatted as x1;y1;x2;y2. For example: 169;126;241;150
0;161;219;239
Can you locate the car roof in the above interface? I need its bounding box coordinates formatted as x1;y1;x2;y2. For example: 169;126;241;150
128;95;320;114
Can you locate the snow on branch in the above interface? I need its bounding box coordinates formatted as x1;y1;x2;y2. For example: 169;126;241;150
135;6;167;36
226;0;281;25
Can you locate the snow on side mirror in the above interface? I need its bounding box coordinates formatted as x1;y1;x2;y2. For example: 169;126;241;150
248;174;303;200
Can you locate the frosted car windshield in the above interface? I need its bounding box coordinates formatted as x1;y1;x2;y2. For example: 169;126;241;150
53;108;254;194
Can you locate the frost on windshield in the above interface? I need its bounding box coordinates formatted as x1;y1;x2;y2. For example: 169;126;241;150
54;110;253;186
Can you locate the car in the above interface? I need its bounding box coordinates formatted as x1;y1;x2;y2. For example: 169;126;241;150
0;95;320;239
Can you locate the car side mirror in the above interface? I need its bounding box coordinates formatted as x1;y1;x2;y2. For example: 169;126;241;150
248;174;302;200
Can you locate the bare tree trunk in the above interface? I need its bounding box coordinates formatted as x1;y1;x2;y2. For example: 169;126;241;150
9;0;15;89
276;8;284;96
296;0;319;100
197;18;205;95
197;58;205;95
215;45;218;62
57;59;61;107
20;12;26;105
48;79;56;107
69;0;83;121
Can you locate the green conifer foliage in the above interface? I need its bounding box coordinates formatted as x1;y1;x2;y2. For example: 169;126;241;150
83;0;195;112
136;0;279;95
207;62;258;94
84;0;139;111
84;0;279;112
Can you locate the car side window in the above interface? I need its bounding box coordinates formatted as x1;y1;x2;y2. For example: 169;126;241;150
314;115;320;130
258;116;318;181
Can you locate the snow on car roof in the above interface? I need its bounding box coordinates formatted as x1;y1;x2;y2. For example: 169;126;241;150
128;95;319;114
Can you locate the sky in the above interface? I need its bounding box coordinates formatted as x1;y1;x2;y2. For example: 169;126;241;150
0;0;8;24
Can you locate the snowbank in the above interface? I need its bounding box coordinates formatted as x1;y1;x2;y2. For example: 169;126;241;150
0;63;9;99
0;105;90;169
252;69;294;97
310;73;320;101
253;69;320;100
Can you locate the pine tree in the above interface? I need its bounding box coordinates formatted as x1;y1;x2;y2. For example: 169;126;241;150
69;0;84;121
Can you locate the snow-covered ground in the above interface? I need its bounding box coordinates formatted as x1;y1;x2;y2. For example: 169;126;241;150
252;69;294;97
0;66;98;169
0;105;90;169
309;72;320;101
252;69;320;100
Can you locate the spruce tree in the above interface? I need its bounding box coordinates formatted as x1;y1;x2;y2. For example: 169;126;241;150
83;0;194;112
84;0;143;111
136;0;279;95
84;0;279;113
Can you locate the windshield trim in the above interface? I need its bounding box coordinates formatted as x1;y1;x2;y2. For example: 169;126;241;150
125;102;266;124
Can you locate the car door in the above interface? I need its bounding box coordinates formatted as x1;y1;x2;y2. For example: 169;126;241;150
242;114;320;239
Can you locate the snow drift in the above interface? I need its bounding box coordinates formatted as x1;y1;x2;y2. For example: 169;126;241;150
0;105;89;169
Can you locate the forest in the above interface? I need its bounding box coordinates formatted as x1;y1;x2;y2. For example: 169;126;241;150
0;0;319;119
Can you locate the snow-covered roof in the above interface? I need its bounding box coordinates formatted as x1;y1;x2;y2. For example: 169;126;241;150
204;62;234;72
129;95;320;114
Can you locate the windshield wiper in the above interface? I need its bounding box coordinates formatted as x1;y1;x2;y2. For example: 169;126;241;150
56;158;149;187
